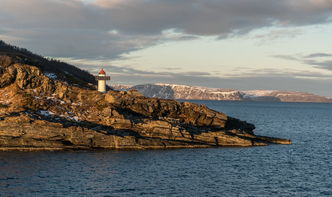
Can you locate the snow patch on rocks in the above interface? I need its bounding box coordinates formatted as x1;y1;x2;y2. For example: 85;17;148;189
38;110;54;117
44;72;57;79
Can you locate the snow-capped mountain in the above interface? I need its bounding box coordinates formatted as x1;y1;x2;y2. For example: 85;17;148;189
112;83;331;103
131;83;244;100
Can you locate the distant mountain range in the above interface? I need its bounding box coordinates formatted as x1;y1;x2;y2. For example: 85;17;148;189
112;83;332;103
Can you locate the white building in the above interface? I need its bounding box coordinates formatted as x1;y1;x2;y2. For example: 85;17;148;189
96;69;110;93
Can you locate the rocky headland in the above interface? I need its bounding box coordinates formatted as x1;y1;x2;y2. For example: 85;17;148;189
0;41;291;150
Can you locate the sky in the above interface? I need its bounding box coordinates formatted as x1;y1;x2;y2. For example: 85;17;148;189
0;0;332;97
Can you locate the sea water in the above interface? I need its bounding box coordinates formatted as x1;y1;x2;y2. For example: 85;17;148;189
1;101;332;197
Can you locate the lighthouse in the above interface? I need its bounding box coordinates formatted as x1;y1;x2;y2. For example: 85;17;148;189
96;68;110;93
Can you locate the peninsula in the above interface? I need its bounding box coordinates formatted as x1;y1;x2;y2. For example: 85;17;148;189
0;41;291;150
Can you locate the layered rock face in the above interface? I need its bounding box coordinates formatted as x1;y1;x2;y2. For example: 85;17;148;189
0;55;291;150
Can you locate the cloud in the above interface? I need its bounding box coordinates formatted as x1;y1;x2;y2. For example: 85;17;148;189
73;62;211;77
304;59;332;71
92;0;135;8
158;67;181;71
272;55;300;61
1;0;332;59
224;67;332;79
304;53;332;58
101;0;332;36
251;28;303;42
273;53;332;71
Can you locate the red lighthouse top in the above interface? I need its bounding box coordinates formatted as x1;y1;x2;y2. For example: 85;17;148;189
99;68;106;75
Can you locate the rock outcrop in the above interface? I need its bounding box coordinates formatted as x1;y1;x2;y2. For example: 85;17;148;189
0;43;291;151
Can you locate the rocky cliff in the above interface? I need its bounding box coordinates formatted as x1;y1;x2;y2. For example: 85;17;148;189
117;83;331;103
0;42;291;151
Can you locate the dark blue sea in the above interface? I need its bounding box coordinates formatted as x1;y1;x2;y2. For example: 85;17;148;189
1;101;332;197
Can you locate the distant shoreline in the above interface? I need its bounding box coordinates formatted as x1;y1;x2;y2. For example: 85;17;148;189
112;84;332;104
176;99;332;104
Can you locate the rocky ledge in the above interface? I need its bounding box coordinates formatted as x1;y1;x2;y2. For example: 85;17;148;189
0;55;291;151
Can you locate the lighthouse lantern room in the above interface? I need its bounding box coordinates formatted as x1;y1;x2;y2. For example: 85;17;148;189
96;68;110;93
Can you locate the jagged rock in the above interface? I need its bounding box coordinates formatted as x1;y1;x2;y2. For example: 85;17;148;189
0;46;291;151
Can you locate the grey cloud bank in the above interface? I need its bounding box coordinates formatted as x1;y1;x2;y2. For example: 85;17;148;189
1;0;332;59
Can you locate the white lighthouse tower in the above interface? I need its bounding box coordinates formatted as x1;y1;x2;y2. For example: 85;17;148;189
96;68;110;93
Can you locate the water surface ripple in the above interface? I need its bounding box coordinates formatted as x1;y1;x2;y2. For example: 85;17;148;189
1;101;332;196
